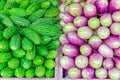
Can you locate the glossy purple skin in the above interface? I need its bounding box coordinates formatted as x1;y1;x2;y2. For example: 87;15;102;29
62;13;74;23
110;22;120;36
95;68;107;79
103;58;114;70
78;26;93;40
80;44;92;56
89;53;103;69
63;23;77;34
98;44;114;58
83;4;97;18
88;17;100;29
113;57;120;70
86;0;97;4
100;13;112;27
59;13;64;19
69;3;82;17
97;26;110;39
59;34;69;45
60;4;66;13
62;44;79;58
63;70;68;77
112;11;120;22
88;36;102;49
74;16;88;27
60;56;75;70
109;0;120;13
82;67;94;79
59;3;69;13
114;47;120;57
105;35;120;49
68;67;81;79
108;68;120;80
68;31;84;46
75;55;89;69
96;0;108;14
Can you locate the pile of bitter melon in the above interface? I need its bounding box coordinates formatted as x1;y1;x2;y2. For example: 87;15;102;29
0;0;61;78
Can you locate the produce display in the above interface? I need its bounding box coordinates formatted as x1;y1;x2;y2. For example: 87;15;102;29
0;0;61;78
59;0;120;79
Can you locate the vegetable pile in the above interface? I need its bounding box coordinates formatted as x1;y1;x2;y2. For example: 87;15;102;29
59;0;120;79
0;0;61;78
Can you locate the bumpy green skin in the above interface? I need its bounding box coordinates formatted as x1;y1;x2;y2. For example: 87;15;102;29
54;24;62;29
30;0;46;3
30;24;62;37
47;40;60;50
0;12;6;20
28;9;46;22
25;68;35;78
40;36;52;45
0;0;6;10
25;45;36;60
0;23;5;30
35;65;45;77
44;59;55;69
8;58;20;69
33;55;44;66
49;0;58;6
52;35;60;40
40;1;50;9
29;0;38;3
22;37;33;51
9;34;22;50
19;0;29;9
26;2;40;15
0;63;6;70
21;57;32;69
3;26;16;39
21;28;41;45
45;69;54;78
10;15;30;26
4;0;19;9
12;48;25;58
45;50;58;59
32;18;59;26
0;31;3;40
0;52;12;63
15;0;22;3
8;8;27;17
1;67;14;78
44;8;59;18
2;16;14;27
15;67;25;78
0;0;60;78
37;46;48;56
0;39;10;51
